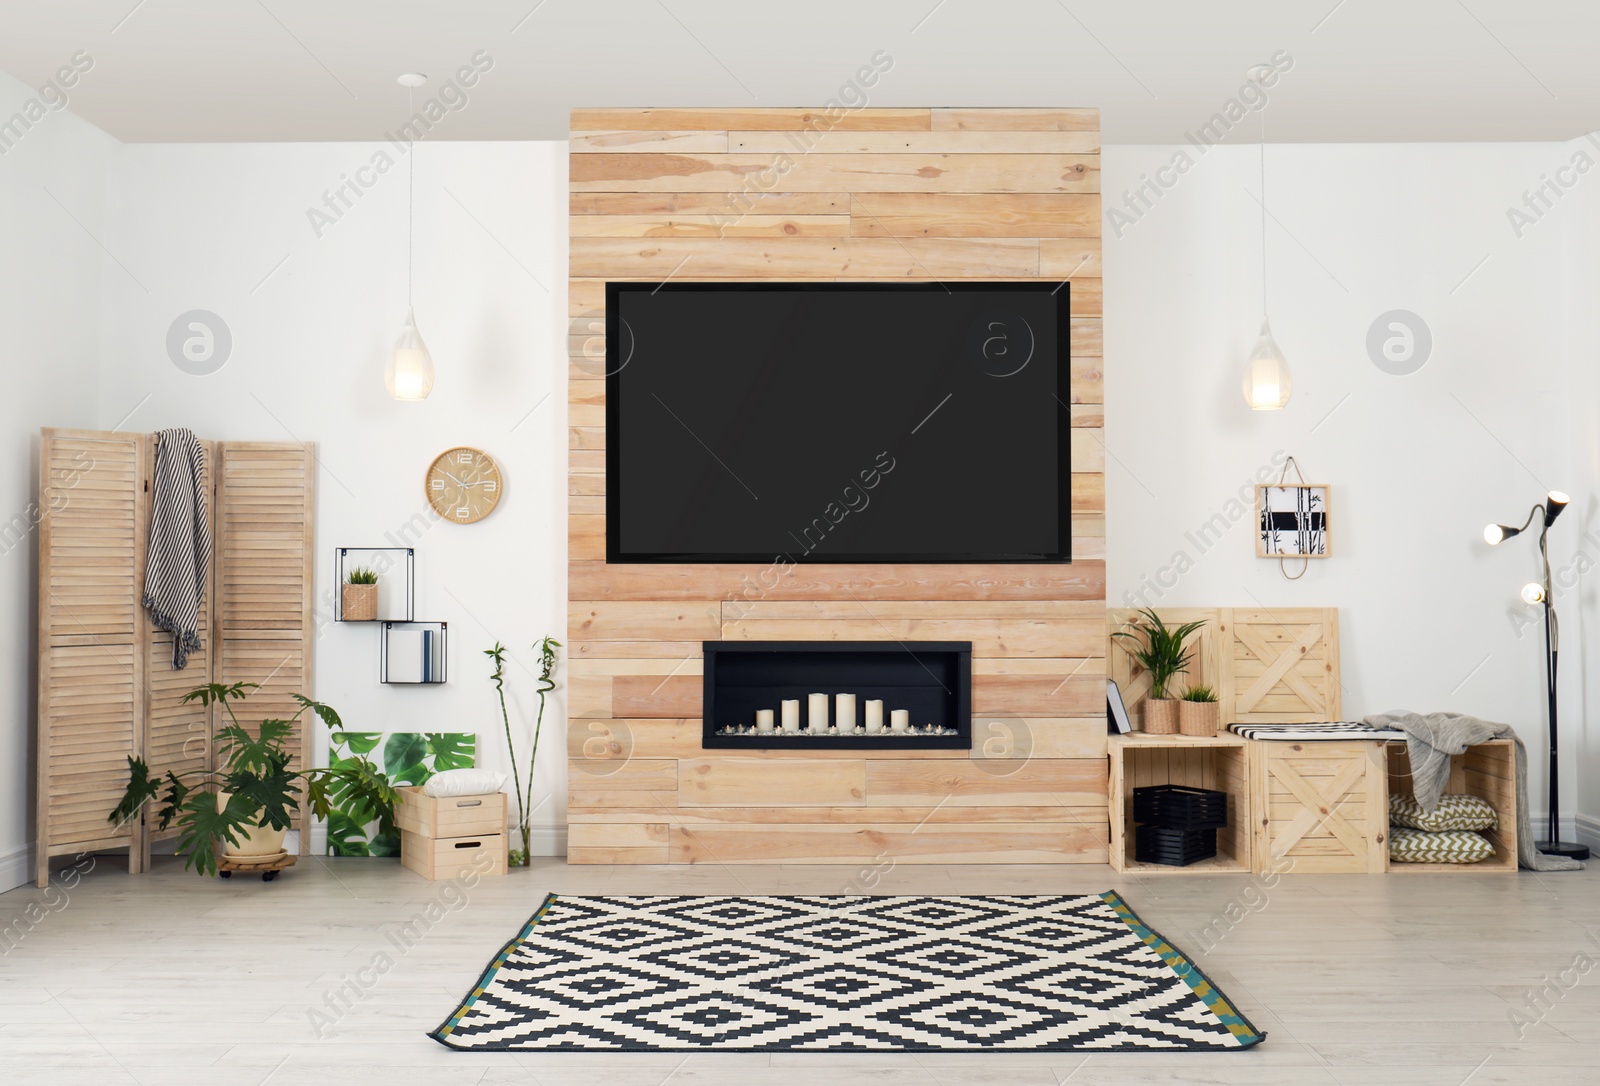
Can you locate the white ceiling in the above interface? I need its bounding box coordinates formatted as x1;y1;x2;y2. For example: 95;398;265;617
1;0;1596;144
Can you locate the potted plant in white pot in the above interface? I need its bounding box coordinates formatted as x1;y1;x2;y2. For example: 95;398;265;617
109;682;397;876
1112;609;1205;734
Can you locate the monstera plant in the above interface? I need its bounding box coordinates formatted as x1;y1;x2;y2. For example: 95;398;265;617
109;682;397;876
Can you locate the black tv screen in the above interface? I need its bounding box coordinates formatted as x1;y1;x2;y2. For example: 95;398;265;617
605;282;1070;564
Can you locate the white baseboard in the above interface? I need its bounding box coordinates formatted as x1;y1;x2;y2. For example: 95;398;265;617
1528;815;1600;852
0;842;32;895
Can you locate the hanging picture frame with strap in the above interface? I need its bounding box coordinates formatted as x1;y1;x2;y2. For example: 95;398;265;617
1255;456;1328;578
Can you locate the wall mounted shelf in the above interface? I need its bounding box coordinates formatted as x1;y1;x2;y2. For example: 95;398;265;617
334;547;414;622
381;620;448;685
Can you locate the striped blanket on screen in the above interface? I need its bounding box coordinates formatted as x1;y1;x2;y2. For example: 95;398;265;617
143;428;211;669
1228;722;1407;741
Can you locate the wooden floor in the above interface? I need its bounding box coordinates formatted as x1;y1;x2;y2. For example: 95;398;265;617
2;856;1598;1085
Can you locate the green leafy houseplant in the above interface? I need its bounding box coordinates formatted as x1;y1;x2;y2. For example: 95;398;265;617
1181;684;1218;703
346;567;379;584
109;682;398;876
1112;609;1205;700
486;637;562;867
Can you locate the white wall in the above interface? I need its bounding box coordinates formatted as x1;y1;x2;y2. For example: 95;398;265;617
93;141;570;858
11;124;1600;890
0;70;118;890
1103;142;1594;843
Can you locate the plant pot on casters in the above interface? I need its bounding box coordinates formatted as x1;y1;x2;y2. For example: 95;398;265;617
343;567;379;621
1112;609;1207;736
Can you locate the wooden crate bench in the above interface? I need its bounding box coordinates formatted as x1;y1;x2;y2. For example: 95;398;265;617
1250;740;1387;874
1108;733;1251;875
1384;739;1518;873
396;787;508;880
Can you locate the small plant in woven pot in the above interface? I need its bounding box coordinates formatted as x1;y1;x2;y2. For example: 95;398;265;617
1112;609;1205;734
1178;684;1221;737
343;567;379;621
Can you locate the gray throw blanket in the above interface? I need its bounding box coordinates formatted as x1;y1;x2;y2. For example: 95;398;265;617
1365;710;1583;872
143;428;211;669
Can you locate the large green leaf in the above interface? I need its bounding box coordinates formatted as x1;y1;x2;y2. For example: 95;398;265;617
384;733;428;778
326;809;372;856
330;730;382;756
109;756;160;828
232;765;301;831
425;732;476;773
174;789;254;877
367;828;401;858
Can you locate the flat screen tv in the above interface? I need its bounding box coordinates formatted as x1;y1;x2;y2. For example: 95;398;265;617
605;281;1070;564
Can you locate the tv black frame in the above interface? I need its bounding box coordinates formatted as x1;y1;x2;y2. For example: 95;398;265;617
605;280;1072;565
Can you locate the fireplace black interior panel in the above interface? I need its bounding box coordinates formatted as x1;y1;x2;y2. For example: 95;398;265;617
703;641;971;750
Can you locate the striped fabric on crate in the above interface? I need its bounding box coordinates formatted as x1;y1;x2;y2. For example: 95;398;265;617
143;428;211;669
1227;722;1406;741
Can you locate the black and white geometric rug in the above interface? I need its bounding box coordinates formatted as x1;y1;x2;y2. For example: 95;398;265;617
431;892;1264;1051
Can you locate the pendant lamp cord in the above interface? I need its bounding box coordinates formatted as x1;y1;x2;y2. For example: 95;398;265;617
1259;104;1268;317
406;83;412;305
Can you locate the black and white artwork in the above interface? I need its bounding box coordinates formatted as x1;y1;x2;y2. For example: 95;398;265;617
1256;484;1329;558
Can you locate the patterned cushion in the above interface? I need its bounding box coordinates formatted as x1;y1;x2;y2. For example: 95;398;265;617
1388;827;1496;864
1389;792;1498;833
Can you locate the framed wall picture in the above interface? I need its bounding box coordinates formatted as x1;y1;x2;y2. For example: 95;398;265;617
1256;484;1330;559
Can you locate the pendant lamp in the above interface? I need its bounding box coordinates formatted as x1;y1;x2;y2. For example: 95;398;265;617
1243;103;1291;411
386;72;434;401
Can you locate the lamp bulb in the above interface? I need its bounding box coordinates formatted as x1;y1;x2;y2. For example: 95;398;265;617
1521;582;1547;605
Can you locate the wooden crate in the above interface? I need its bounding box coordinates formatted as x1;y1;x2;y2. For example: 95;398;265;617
1108;733;1251;875
1384;739;1518;873
1250;740;1386;874
400;830;509;881
395;787;506;839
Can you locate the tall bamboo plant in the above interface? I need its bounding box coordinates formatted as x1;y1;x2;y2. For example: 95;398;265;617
486;637;562;867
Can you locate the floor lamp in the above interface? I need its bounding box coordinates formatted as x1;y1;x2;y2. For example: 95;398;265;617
1484;490;1590;860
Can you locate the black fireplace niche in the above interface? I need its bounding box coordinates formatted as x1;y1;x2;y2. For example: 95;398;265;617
702;641;971;750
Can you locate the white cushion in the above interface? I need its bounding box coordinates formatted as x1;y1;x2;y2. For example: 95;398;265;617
423;768;506;798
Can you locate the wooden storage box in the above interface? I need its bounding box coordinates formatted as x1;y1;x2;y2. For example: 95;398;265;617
400;830;508;880
1109;733;1252;874
396;787;508;880
1250;740;1386;874
396;787;506;839
1384;739;1518;873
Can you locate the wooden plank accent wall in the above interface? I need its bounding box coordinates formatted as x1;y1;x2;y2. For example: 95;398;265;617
568;107;1106;864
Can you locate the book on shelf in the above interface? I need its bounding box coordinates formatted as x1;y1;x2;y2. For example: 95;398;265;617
1107;679;1132;735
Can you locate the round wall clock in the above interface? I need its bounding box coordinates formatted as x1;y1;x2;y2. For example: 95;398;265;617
426;447;503;524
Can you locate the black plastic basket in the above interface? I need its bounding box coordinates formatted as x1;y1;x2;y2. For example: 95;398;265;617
1133;784;1228;830
1134;824;1218;867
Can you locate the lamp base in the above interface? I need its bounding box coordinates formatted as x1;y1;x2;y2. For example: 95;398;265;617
1536;839;1591;861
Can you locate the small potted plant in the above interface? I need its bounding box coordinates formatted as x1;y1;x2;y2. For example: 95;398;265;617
343;567;379;622
1179;684;1221;737
1112;609;1205;734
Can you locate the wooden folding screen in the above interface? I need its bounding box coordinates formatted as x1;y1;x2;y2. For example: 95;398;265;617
35;428;315;885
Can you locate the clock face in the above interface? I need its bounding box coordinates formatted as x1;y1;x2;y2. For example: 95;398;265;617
426;447;503;524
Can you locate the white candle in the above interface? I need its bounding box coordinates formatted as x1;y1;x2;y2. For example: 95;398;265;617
865;700;884;733
808;692;829;732
836;693;857;733
890;709;910;732
781;699;800;732
756;709;775;732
